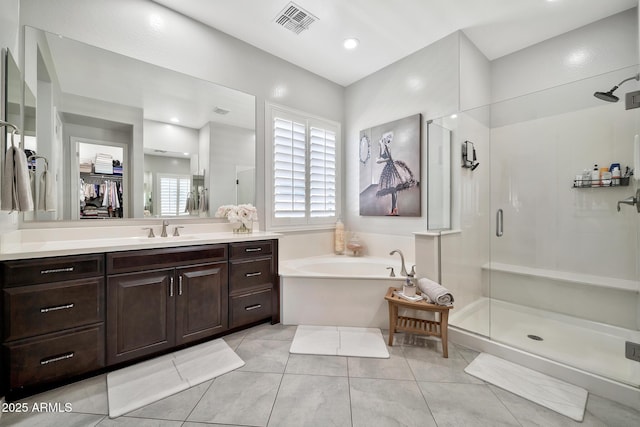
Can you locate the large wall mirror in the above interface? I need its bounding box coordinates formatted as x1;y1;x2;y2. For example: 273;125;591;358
21;26;256;222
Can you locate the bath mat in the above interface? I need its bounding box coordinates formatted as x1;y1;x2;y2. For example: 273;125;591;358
290;325;389;358
464;353;587;421
107;339;244;418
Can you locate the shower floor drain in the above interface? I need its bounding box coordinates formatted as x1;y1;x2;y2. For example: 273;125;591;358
527;334;543;341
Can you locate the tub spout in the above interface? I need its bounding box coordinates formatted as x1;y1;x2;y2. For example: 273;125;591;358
389;249;408;277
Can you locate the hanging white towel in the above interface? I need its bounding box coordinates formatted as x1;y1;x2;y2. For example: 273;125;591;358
417;277;454;306
38;165;57;212
1;146;34;211
199;188;208;214
29;169;36;205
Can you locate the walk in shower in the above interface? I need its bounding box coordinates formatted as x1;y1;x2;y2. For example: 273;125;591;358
447;66;640;390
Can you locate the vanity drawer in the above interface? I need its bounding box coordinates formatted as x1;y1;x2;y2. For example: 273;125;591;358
107;244;227;274
229;257;273;293
5;324;105;389
230;240;273;259
229;288;273;328
3;278;104;341
1;254;104;288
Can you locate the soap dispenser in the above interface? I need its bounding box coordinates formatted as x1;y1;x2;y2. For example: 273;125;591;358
403;276;416;297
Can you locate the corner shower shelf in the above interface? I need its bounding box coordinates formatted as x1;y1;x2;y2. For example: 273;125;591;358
482;262;639;293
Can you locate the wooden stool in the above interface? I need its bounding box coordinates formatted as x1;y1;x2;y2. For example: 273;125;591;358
384;286;453;358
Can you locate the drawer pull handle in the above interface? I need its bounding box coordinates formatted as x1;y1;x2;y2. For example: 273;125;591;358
245;304;262;311
40;267;74;274
40;303;74;313
40;352;74;365
245;248;262;252
246;272;262;277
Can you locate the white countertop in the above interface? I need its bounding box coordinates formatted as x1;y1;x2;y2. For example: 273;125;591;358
0;225;281;260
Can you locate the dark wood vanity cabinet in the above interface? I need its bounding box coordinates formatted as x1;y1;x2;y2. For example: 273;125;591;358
229;240;278;328
0;254;105;390
105;244;228;365
0;238;279;396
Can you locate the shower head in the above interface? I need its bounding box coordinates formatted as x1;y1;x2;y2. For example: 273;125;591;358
594;89;619;102
594;73;640;102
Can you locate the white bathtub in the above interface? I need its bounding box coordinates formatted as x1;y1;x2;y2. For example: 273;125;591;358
280;255;407;328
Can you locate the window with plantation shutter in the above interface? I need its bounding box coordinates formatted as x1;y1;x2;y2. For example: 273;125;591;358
273;118;306;218
309;126;336;217
266;103;341;230
158;174;190;217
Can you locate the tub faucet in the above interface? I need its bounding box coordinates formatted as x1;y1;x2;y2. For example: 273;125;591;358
161;220;169;237
389;249;408;277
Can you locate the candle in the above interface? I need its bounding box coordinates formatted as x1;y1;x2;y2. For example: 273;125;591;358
335;219;345;254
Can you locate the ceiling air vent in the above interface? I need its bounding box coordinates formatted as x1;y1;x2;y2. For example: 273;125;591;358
274;2;318;35
213;107;230;115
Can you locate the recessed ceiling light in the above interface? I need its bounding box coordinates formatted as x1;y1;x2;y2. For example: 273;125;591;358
170;117;179;123
343;38;359;50
450;114;458;119
183;152;190;156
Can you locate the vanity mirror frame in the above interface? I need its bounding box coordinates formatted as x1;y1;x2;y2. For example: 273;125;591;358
18;26;257;225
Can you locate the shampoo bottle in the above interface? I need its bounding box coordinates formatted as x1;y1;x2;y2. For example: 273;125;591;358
591;164;600;187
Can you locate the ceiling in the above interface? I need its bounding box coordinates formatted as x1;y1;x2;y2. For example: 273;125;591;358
152;0;637;86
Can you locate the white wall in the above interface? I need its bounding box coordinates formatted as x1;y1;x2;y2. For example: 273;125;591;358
492;9;638;103
143;120;198;157
345;32;460;238
19;0;345;225
0;0;21;233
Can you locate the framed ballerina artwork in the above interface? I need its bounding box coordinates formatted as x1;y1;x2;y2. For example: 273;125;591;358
358;114;421;216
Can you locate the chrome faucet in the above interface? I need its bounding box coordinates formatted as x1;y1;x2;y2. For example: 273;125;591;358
389;249;408;277
161;220;169;237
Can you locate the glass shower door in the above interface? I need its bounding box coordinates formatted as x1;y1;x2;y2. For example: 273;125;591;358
488;68;640;387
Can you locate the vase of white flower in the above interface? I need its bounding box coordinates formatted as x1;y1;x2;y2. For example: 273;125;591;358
215;204;258;233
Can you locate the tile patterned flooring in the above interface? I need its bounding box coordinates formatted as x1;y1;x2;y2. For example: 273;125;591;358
1;322;639;427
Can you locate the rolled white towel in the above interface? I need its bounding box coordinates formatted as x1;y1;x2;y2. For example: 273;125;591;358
417;277;454;306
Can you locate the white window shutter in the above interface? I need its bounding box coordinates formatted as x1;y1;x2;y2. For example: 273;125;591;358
309;126;336;217
159;175;191;217
273;117;307;218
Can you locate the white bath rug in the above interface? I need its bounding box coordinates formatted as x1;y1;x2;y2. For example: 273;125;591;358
107;339;244;418
464;353;587;421
290;325;389;358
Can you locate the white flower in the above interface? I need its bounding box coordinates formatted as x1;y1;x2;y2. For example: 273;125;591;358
215;204;258;227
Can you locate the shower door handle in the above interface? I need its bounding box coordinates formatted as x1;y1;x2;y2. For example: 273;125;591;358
496;209;504;237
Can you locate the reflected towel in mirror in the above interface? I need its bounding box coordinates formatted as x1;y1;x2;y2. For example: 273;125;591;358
38;164;56;211
2;146;34;211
